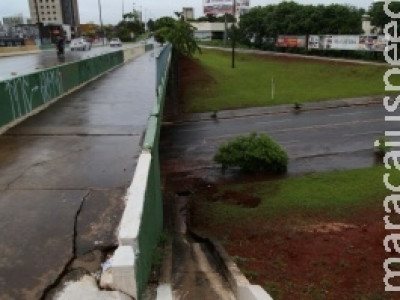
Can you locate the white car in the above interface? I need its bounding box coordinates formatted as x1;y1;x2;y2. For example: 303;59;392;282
70;38;91;51
110;38;122;47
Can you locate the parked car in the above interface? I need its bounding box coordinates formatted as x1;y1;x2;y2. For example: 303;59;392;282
70;38;91;51
110;38;122;47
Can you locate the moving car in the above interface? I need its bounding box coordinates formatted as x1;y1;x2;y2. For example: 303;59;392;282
110;38;122;47
70;38;91;51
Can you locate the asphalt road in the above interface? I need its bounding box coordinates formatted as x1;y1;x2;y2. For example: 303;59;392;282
0;49;157;299
0;44;130;80
160;103;388;178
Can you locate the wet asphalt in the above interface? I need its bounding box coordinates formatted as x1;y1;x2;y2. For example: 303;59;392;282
160;102;388;178
0;48;157;299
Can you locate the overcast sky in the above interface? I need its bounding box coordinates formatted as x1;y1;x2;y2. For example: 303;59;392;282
0;0;374;25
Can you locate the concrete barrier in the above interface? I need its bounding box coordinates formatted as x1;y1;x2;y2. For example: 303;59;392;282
123;46;145;62
0;45;40;57
110;44;171;300
238;285;273;300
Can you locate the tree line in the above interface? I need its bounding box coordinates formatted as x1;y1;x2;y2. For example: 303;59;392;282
238;2;364;48
237;1;400;49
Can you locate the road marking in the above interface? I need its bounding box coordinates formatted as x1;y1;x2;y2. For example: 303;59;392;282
386;116;400;121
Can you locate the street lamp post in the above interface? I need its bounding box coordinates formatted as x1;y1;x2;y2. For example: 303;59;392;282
231;0;236;68
98;0;104;44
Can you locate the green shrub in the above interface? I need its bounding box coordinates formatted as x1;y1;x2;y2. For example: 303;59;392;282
214;133;288;173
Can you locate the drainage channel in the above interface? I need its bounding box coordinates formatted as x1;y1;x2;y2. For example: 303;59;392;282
168;192;236;300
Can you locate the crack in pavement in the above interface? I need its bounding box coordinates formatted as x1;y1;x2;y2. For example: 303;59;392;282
39;190;91;300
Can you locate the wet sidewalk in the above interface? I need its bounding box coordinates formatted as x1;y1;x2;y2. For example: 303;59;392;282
0;49;157;299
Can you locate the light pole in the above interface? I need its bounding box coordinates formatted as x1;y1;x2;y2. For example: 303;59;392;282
98;0;104;44
231;0;236;68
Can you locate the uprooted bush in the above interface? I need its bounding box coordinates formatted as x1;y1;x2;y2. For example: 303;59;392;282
214;133;288;173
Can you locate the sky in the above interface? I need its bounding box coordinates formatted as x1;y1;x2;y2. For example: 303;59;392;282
0;0;375;25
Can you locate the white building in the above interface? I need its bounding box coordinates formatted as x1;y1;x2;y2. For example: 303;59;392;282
183;7;195;21
190;22;233;41
28;0;80;34
361;14;379;34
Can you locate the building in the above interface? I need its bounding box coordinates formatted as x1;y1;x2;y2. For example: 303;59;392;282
3;14;30;26
190;22;233;41
28;0;80;34
362;14;377;35
183;7;194;21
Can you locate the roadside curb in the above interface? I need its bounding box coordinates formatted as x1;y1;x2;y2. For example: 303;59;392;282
0;50;41;57
178;96;382;124
189;230;273;300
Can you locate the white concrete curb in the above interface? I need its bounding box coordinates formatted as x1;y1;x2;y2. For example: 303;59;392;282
118;152;152;249
238;285;273;300
111;246;137;298
156;284;173;300
110;152;152;299
195;236;273;300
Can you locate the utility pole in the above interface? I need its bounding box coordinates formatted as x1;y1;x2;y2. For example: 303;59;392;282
231;0;236;68
224;13;227;47
98;0;104;44
33;0;43;44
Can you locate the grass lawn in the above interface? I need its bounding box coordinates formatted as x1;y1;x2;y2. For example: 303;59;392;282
194;166;393;224
181;49;393;113
191;166;398;299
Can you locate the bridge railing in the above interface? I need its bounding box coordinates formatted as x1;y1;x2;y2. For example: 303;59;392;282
0;51;124;134
112;44;172;299
156;43;172;93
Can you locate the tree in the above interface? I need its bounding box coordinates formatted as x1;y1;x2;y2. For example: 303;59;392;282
369;1;400;34
154;17;200;57
154;17;176;31
116;10;145;41
154;28;166;45
147;19;155;32
238;2;364;48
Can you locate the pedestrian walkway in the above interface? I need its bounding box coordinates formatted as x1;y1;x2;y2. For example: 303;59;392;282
0;49;157;299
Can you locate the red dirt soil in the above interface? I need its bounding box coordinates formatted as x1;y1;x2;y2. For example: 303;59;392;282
191;196;399;300
161;171;398;299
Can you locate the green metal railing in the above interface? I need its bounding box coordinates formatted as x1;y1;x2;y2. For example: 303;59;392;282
0;51;124;130
156;44;172;92
133;44;172;299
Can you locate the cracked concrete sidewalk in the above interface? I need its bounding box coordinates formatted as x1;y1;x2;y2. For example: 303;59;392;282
0;49;157;299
